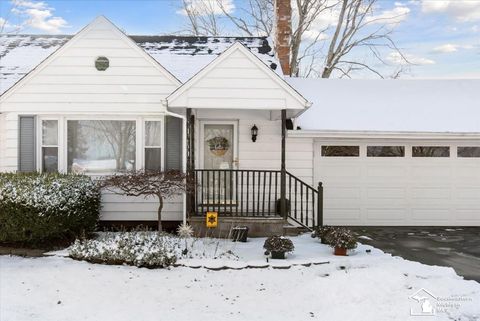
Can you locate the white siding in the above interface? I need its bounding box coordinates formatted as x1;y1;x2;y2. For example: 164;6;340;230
169;47;306;114
194;109;314;185
0;113;6;171
0;17;182;221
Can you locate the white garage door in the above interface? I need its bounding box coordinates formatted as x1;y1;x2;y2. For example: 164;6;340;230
314;142;480;226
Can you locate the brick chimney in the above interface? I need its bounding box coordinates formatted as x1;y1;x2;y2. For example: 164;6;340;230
274;0;292;76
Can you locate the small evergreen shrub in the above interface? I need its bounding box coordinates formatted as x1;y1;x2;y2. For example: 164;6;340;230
263;235;295;253
0;172;101;246
324;227;357;250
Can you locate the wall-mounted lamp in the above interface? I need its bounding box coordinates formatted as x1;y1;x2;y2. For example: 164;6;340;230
251;124;258;142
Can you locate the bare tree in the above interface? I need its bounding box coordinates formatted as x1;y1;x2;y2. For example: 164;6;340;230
101;170;192;231
181;0;223;36
178;0;409;78
321;0;408;78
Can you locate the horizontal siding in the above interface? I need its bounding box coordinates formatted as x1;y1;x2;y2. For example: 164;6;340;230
2;113;19;172
100;192;182;221
171;47;301;110
1;19;178;114
0;114;5;171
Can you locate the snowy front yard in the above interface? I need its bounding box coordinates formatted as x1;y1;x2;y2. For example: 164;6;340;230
1;234;479;321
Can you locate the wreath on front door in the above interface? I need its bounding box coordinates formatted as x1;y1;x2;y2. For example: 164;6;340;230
208;136;230;156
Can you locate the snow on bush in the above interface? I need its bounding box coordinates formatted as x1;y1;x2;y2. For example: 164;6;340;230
0;172;101;246
69;231;238;269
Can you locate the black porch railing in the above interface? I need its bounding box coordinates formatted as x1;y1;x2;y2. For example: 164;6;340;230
191;169;323;228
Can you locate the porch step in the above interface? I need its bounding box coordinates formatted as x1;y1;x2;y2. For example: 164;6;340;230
283;225;310;237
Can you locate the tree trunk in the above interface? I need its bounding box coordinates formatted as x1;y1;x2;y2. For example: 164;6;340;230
157;195;164;232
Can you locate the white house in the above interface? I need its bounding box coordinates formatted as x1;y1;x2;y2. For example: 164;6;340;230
0;16;479;232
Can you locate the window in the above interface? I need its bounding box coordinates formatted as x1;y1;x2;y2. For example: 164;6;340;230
67;120;136;174
321;146;359;157
367;146;405;157
412;146;450;157
144;121;162;171
41;120;58;172
458;147;480;158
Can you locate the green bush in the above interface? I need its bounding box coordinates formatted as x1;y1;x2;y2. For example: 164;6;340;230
0;172;101;246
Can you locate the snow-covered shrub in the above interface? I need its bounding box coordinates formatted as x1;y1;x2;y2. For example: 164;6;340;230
263;235;294;253
0;172;101;246
313;225;335;244
69;231;239;268
324;227;357;250
69;231;178;268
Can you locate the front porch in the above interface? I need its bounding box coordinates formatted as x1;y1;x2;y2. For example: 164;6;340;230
183;108;323;231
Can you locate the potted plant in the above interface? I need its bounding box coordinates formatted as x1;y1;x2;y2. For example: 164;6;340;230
263;235;294;259
313;225;335;244
324;227;357;256
207;136;230;156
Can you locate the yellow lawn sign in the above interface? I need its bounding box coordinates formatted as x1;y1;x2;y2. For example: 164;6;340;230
206;212;218;228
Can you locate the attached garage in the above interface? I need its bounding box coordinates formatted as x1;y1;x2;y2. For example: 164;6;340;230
313;139;480;226
287;78;480;227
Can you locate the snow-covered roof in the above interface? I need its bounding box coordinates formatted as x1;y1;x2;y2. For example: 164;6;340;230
287;78;480;133
0;34;279;95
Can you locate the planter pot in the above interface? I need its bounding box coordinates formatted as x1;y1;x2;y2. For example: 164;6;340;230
231;226;249;242
271;251;286;259
334;247;347;256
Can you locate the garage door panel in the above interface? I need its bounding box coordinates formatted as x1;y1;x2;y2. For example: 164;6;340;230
456;209;480;221
455;188;480;199
411;166;451;180
320;165;361;179
324;209;361;223
412;187;451;199
366;166;407;178
411;209;450;221
366;208;407;221
455;166;480;179
366;187;405;199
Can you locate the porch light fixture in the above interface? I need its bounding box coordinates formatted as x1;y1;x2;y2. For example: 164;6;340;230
251;124;258;142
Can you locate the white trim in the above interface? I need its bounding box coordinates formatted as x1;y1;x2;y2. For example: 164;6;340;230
166;42;310;110
198;120;239;169
0;16;181;105
289;129;480;140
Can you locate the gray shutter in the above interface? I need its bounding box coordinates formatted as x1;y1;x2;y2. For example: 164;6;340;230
18;115;36;172
165;116;183;171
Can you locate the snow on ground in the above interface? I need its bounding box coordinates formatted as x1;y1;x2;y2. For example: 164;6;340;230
1;234;479;321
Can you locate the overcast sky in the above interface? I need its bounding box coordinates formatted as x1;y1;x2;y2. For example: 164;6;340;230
1;0;479;79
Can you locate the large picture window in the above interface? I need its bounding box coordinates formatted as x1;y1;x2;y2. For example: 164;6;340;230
67;120;136;174
41;120;58;172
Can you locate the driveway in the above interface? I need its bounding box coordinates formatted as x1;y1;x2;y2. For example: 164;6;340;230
349;227;480;282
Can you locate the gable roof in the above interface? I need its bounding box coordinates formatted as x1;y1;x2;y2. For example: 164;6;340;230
0;31;279;96
287;77;480;133
166;42;310;117
0;16;182;101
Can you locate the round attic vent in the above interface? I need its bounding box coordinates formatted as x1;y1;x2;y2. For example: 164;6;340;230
95;56;109;71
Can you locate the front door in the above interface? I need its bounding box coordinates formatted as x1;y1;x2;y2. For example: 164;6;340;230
199;121;238;211
200;121;238;170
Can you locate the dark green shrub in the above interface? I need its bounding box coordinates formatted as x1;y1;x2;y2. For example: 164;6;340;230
0;172;101;246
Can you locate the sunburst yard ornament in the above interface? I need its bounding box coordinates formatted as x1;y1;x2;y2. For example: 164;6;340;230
206;212;218;228
207;136;230;157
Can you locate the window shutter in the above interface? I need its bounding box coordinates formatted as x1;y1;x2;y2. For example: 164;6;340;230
18;116;36;172
165;116;183;171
